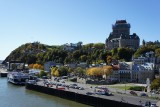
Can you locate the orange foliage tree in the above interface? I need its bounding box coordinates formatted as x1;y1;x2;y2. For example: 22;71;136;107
86;66;113;78
102;66;113;76
87;67;103;77
29;63;44;70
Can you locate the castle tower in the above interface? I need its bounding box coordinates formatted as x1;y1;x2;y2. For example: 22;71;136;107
112;20;130;37
105;20;140;50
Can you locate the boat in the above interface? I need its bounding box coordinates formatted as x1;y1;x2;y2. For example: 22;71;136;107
7;71;29;85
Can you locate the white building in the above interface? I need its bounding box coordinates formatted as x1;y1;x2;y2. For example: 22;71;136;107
132;63;154;83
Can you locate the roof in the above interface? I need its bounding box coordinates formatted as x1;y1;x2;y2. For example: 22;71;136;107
111;64;120;70
116;20;127;24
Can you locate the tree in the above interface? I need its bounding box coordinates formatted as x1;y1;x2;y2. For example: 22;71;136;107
111;48;118;56
93;43;105;49
80;55;87;62
11;64;17;70
118;48;133;61
142;39;146;46
151;77;160;90
54;70;59;77
102;66;113;76
86;67;102;77
39;70;47;78
29;64;34;69
100;51;111;63
68;68;74;73
106;55;112;65
33;64;39;69
32;63;44;70
72;50;81;62
155;48;160;57
57;66;68;76
74;67;86;76
134;45;156;58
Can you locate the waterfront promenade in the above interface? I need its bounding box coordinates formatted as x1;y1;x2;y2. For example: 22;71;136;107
34;79;159;107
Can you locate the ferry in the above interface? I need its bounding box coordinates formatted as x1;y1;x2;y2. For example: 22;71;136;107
7;71;29;85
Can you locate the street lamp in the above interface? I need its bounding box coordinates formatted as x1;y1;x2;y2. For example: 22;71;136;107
125;82;126;94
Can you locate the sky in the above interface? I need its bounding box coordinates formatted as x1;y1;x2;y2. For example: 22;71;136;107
0;0;160;60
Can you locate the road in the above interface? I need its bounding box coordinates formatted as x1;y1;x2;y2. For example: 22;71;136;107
36;78;159;106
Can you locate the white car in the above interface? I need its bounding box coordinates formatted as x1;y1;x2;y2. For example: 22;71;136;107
150;103;158;107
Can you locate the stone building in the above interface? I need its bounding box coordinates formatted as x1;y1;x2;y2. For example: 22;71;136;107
105;20;140;50
132;63;154;84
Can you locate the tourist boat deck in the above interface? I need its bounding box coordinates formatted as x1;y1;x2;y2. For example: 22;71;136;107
7;71;29;85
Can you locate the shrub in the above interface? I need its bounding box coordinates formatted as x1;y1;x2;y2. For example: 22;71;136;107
129;86;145;91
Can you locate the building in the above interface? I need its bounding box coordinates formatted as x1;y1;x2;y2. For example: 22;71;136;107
44;61;56;72
132;63;154;84
105;20;140;50
63;42;82;51
118;61;154;84
133;51;160;75
107;64;120;82
118;62;133;82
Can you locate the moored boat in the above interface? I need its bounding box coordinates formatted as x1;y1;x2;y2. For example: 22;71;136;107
7;71;29;85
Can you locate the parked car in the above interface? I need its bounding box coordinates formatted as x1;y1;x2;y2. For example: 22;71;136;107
42;76;48;79
78;87;84;90
150;103;158;107
61;81;65;83
130;91;137;96
28;80;37;84
69;84;78;88
86;92;94;95
140;92;148;97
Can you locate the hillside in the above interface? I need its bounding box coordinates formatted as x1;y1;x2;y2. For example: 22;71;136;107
3;42;106;65
3;41;160;65
3;42;64;64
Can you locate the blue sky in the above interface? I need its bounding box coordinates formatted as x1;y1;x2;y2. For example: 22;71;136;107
0;0;160;60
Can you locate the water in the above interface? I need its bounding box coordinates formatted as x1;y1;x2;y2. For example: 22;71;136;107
0;78;91;107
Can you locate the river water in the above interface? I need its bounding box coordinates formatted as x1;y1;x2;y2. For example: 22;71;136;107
0;78;90;107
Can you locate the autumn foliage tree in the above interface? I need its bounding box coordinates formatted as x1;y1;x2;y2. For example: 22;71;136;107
51;67;59;77
102;66;113;76
51;66;68;77
29;63;44;70
87;67;102;77
86;66;113;79
106;55;112;65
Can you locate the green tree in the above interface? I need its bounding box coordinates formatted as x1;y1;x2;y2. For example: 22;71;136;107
80;55;87;62
74;67;86;76
155;48;160;57
11;64;17;70
57;66;68;76
151;77;160;90
142;39;146;46
93;43;105;49
118;48;133;61
39;70;47;78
